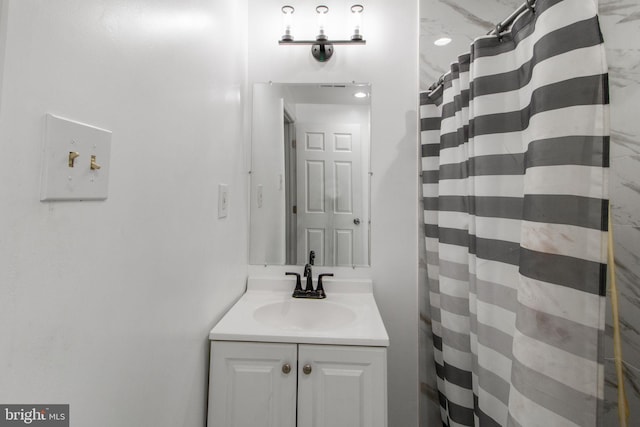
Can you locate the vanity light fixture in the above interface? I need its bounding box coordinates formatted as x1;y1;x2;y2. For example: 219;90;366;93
279;4;366;63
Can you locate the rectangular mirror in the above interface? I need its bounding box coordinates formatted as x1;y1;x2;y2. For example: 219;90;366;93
249;82;371;267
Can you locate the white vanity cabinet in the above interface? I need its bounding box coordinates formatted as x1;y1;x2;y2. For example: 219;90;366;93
207;278;390;427
207;340;387;427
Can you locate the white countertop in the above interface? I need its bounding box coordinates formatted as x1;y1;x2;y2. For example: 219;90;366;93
209;277;389;347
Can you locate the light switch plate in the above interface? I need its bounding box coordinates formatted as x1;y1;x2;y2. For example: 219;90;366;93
218;184;229;218
40;114;112;201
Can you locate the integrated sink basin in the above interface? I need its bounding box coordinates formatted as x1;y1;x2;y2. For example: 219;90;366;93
209;277;389;346
253;300;357;330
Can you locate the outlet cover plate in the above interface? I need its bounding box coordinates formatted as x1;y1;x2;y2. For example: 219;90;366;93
40;114;112;201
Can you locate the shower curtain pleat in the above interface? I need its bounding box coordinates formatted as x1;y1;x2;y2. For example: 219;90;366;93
419;0;609;426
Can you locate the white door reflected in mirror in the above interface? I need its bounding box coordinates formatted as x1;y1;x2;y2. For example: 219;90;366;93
249;83;371;267
296;122;364;266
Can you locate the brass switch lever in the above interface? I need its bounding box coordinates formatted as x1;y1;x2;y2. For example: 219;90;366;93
68;151;80;167
90;155;101;170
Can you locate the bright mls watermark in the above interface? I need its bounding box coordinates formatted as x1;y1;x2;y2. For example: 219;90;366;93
0;405;68;426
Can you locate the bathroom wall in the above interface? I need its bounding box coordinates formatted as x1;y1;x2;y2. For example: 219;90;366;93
246;0;421;425
0;1;248;426
420;0;640;425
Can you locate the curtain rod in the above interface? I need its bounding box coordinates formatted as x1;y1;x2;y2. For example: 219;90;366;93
427;0;536;92
488;0;535;35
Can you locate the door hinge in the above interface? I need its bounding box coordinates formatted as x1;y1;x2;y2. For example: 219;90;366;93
293;205;297;214
292;139;297;149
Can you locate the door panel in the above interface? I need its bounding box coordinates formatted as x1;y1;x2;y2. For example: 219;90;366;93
334;132;353;152
334;229;354;266
306;131;325;151
334;161;353;213
305;160;325;212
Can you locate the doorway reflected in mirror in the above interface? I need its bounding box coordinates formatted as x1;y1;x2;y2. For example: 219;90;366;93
249;83;371;267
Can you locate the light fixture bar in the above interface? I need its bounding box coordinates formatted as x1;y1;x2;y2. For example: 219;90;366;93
278;40;366;45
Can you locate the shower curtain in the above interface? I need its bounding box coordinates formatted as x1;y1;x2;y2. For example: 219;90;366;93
420;0;609;426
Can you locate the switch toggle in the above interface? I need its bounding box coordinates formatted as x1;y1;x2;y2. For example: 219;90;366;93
68;151;80;167
90;155;101;170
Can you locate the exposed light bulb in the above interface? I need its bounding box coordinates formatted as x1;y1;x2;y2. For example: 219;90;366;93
353;92;368;98
350;4;364;41
281;5;295;42
316;5;329;41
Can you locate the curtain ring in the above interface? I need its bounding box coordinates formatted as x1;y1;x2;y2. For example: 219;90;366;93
526;0;535;13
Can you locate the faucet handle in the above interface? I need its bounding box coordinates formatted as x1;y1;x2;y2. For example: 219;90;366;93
285;272;302;292
316;273;334;299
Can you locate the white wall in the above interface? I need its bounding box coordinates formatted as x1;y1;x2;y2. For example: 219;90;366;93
247;0;420;425
0;1;248;426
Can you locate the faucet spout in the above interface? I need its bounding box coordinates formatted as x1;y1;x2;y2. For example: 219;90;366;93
303;263;314;292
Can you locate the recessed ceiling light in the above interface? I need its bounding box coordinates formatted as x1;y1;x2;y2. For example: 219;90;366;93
434;37;452;46
353;92;368;98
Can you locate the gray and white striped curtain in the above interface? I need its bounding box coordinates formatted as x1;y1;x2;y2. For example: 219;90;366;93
419;0;609;426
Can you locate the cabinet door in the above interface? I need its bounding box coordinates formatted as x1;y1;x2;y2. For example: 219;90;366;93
297;344;387;427
208;341;297;427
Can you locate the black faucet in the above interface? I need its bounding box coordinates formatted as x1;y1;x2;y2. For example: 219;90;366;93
286;251;332;299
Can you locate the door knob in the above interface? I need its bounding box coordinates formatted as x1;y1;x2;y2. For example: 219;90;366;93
282;363;291;374
303;364;312;375
353;218;361;225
